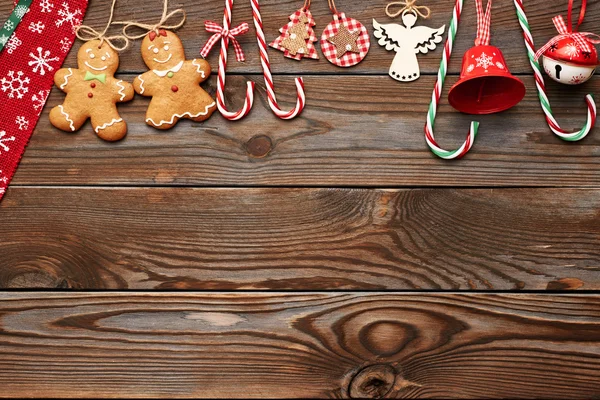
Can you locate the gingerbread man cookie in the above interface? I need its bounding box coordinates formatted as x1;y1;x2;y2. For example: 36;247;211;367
133;30;217;129
49;40;134;142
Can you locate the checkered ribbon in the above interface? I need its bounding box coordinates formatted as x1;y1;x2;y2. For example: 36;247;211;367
475;0;492;46
200;20;249;62
534;15;600;61
320;13;370;67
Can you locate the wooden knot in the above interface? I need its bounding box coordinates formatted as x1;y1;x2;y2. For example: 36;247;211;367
349;364;397;399
245;135;273;158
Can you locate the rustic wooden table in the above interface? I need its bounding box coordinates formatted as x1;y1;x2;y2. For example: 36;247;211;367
1;0;599;398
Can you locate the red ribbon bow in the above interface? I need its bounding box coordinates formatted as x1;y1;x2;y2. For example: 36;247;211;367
200;20;249;62
534;0;600;61
148;29;168;41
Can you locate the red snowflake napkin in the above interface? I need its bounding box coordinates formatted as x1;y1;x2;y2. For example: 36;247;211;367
0;0;88;201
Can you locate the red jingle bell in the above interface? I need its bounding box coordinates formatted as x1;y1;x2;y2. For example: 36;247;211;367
448;0;525;115
534;2;600;86
448;45;526;114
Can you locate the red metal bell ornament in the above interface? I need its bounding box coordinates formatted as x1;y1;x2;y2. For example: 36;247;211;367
534;0;600;85
448;0;525;115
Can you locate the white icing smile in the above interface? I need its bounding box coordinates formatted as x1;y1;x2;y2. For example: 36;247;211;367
153;53;172;64
84;61;108;71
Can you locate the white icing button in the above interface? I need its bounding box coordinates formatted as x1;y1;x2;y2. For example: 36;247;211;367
101;56;106;61
153;48;159;54
89;53;95;59
164;45;169;51
290;33;297;39
346;44;352;51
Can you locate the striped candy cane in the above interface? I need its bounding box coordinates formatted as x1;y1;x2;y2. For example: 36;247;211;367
250;0;306;120
514;0;596;141
425;0;479;160
216;0;255;120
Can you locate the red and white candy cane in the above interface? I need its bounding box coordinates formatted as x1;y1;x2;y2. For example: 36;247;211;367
425;0;479;159
250;0;306;120
514;0;596;141
215;0;255;121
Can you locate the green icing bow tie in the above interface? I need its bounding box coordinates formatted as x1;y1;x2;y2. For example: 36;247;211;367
84;71;107;83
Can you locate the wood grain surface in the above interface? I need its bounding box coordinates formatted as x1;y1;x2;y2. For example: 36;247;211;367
0;293;599;399
0;2;598;187
1;0;600;397
1;187;598;290
8;74;600;187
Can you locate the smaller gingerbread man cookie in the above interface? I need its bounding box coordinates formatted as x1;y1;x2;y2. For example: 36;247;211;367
50;40;134;142
133;30;217;129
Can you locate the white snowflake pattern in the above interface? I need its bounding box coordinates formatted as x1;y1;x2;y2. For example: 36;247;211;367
15;116;29;131
476;52;494;70
14;4;29;18
0;131;16;153
5;35;22;54
32;89;50;111
28;21;45;34
565;43;580;60
40;0;54;13
0;170;7;196
28;47;59;76
3;20;15;31
0;34;9;46
1;70;30;99
55;2;82;33
59;37;71;53
467;64;475;73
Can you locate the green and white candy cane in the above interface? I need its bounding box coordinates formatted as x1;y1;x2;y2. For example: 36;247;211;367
424;0;479;160
514;0;596;141
0;0;33;53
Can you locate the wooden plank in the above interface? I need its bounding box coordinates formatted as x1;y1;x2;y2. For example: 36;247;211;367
1;187;598;290
11;74;600;187
0;293;598;398
3;0;599;75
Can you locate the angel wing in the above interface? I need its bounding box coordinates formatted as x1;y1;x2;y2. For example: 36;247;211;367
412;25;445;54
373;19;407;52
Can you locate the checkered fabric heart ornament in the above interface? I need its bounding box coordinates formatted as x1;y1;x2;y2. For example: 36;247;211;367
320;12;370;67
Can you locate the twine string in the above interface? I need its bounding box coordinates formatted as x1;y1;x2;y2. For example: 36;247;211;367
386;0;431;19
75;0;129;51
116;0;186;40
327;0;338;15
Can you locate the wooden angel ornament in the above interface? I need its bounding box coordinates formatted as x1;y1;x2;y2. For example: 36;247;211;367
373;1;444;82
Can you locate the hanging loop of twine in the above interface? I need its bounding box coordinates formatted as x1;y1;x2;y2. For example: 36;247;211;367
117;0;186;40
386;0;431;19
75;0;129;51
302;0;311;11
327;0;338;15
